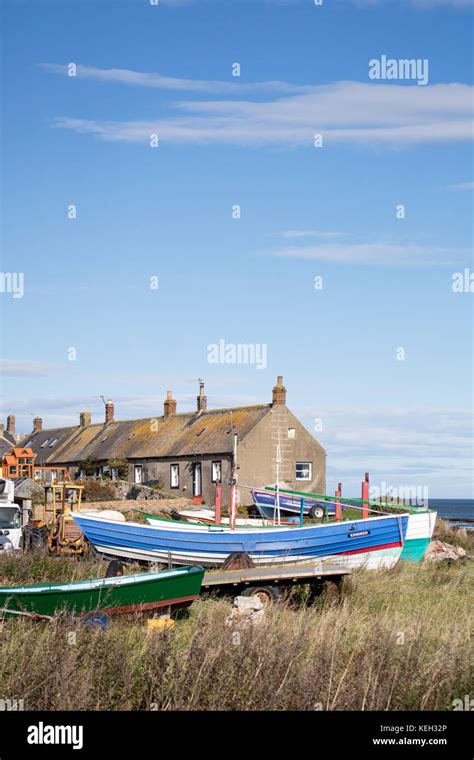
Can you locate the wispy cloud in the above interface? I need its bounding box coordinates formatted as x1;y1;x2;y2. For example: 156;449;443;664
349;0;473;6
449;181;474;190
300;405;474;496
263;241;467;266
267;230;347;240
40;63;311;96
0;359;64;378
52;79;473;147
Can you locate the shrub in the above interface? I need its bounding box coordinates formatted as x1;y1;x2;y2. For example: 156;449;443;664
82;480;117;502
107;458;129;480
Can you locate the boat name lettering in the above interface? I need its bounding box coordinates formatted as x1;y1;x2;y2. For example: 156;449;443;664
349;530;370;538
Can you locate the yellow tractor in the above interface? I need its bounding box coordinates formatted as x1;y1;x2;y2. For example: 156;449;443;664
22;482;86;556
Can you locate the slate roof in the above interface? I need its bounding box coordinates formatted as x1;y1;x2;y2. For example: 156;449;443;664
20;405;273;465
0;430;17;456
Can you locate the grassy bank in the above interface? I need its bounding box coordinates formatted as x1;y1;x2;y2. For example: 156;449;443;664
0;550;471;711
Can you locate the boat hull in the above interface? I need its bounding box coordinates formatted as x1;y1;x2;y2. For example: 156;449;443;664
0;566;204;618
252;489;336;518
400;511;437;562
73;512;409;569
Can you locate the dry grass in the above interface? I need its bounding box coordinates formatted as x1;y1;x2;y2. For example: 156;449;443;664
0;547;471;711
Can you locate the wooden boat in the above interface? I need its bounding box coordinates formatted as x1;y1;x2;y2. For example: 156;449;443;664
144;509;293;528
252;487;336;519
253;489;437;563
73;511;409;570
396;509;437;562
0;566;204;619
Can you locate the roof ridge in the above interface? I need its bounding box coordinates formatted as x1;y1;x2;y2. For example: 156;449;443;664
20;404;273;434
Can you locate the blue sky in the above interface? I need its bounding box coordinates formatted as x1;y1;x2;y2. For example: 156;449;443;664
1;0;473;497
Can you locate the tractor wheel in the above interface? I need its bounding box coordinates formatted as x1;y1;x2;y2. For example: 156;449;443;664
21;524;47;553
241;585;282;605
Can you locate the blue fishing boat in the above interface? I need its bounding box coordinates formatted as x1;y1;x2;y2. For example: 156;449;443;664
73;511;409;570
252;488;336;519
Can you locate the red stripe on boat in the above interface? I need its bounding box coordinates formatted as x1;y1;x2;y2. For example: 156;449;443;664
341;541;401;557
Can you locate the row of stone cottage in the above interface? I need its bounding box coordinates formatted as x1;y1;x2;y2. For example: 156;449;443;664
1;377;326;507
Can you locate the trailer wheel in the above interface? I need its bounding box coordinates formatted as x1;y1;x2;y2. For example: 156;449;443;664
309;506;324;519
81;611;111;631
105;560;124;577
241;585;282;604
322;580;341;605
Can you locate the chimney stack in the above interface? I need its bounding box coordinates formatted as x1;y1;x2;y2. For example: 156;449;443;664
33;417;43;433
6;415;16;437
80;412;91;427
197;380;207;413
163;390;177;418
272;375;287;406
105;399;115;424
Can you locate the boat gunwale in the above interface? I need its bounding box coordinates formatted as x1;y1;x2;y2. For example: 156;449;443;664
0;566;204;596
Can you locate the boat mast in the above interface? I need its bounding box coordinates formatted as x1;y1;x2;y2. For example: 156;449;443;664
229;432;238;530
275;430;281;525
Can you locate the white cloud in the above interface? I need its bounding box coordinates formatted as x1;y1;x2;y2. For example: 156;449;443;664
53;80;473;147
0;359;64;378
264;241;467;266
299;405;474;497
40;63;310;96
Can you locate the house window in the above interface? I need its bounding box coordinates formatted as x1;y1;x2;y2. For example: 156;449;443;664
296;462;312;481
49;438;59;447
40;440;49;448
212;460;222;483
288;428;296;439
134;465;142;484
10;466;17;475
170;464;179;489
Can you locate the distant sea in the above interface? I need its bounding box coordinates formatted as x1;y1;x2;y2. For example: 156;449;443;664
428;499;474;530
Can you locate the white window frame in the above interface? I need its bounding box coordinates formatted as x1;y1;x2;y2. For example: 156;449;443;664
134;465;143;484
295;462;312;481
170;464;179;489
211;460;222;483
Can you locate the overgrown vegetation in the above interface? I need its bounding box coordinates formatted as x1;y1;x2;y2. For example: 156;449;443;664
106;458;130;480
82;480;118;502
0;544;471;711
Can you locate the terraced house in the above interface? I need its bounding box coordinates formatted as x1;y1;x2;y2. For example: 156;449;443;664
19;378;326;507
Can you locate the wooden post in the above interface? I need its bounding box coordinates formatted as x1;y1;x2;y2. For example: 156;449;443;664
335;482;342;521
361;472;369;519
214;482;222;525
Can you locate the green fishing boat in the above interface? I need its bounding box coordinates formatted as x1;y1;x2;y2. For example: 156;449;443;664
0;566;204;619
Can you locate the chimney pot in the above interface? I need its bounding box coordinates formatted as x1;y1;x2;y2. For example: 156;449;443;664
164;391;177;417
6;415;16;436
272;376;287;406
33;417;43;433
197;380;207;413
105;399;115;424
80;412;91;427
